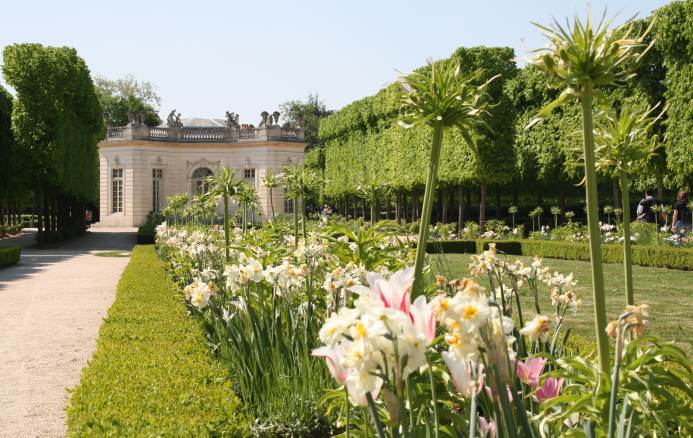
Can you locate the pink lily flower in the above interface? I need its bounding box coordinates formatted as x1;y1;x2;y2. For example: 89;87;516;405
479;416;497;438
410;295;436;342
442;352;483;398
536;377;564;403
515;357;546;388
312;343;348;385
364;268;414;314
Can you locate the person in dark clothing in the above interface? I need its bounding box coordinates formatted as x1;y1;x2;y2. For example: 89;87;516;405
636;190;663;223
672;190;691;233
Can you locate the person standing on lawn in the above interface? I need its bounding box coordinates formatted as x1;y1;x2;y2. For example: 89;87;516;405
671;190;691;234
636;190;664;224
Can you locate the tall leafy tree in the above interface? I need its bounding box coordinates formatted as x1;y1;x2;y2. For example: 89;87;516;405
450;47;517;232
94;75;161;127
280;94;333;149
3;43;104;243
655;0;693;190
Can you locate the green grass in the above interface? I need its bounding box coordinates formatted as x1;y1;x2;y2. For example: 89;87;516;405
67;245;246;436
93;251;130;257
432;253;693;354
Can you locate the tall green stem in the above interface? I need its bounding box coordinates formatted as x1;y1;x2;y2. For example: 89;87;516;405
344;386;351;438
426;357;439;438
366;392;386;438
269;187;275;221
580;82;611;374
243;203;247;235
301;197;307;244
619;171;634;305
223;195;230;261
293;199;299;247
412;124;444;296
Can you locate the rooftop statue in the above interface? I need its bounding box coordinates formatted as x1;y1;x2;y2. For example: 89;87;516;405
271;111;281;127
134;111;147;126
225;111;240;129
258;111;270;127
167;109;183;128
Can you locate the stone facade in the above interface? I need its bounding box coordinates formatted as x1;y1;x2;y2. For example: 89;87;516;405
97;121;306;227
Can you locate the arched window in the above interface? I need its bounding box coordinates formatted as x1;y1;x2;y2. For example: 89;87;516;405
192;167;214;194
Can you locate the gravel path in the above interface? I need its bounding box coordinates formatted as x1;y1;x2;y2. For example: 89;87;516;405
0;228;136;438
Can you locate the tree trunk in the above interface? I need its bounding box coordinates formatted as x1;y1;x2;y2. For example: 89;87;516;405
42;190;50;244
656;172;664;201
512;186;519;208
479;182;487;234
441;188;449;224
612;179;621;210
395;192;401;223
457;185;465;236
411;189;416;222
36;191;43;246
559;183;566;211
495;188;502;219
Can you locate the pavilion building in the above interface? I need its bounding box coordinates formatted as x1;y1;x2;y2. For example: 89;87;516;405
96;114;306;227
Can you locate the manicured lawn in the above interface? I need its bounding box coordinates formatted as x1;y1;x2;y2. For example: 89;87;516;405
432;253;693;354
67;245;245;436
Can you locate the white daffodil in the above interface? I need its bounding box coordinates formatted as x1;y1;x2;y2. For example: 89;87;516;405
520;315;551;343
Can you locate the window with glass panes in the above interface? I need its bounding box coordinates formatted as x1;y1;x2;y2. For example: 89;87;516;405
112;168;123;213
283;186;294;214
152;168;163;212
244;168;256;188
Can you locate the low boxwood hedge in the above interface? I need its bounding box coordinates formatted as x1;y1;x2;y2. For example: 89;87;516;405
426;239;693;270
477;240;523;255
425;240;477;254
67;245;245;436
136;228;155;244
424;240;523;256
0;246;20;267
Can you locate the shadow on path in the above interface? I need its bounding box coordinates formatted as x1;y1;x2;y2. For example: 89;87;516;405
0;228;137;291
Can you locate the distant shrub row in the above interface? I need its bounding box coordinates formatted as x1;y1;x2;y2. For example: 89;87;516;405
0;246;20;267
66;246;245;436
425;239;693;271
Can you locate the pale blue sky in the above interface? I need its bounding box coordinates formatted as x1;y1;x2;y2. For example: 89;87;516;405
0;0;670;124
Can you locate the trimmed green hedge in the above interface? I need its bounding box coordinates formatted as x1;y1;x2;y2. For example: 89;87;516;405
136;228;155;244
477;240;523;255
67;246;245;436
425;240;523;256
426;239;693;270
521;240;693;271
425;240;476;254
0;246;20;266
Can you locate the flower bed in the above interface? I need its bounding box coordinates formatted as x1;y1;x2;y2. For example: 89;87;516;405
66;246;244;436
154;219;693;436
0;246;20;267
425;239;693;270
